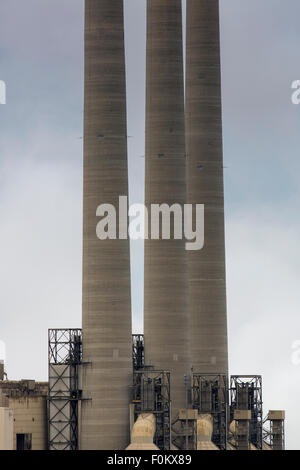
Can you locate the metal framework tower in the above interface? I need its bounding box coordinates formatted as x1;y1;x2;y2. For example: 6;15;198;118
171;406;198;451
144;0;189;421
230;375;263;449
132;335;145;371
192;373;228;449
131;370;171;450
263;411;285;450
232;410;252;450
81;0;133;449
48;329;82;450
186;0;228;376
269;413;285;450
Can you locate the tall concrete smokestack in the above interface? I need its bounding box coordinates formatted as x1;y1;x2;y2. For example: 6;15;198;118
144;0;189;417
81;0;132;449
186;0;228;375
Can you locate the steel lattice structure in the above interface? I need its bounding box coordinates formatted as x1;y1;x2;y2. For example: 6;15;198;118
230;375;263;450
132;369;171;450
263;412;285;450
132;334;145;371
192;373;228;450
48;329;82;450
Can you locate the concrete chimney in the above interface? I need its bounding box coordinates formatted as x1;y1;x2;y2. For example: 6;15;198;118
144;0;190;417
185;0;228;375
80;0;133;449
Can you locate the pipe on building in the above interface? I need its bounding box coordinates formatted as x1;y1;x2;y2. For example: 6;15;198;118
196;414;219;450
81;0;133;450
185;0;228;376
126;414;159;450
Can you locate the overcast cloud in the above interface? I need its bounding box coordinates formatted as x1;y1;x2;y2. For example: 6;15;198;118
0;0;300;449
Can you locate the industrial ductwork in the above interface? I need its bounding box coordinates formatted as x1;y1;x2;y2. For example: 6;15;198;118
126;414;159;450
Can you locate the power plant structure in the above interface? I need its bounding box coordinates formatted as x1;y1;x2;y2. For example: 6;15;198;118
0;0;286;451
144;0;189;422
80;0;133;450
186;0;228;376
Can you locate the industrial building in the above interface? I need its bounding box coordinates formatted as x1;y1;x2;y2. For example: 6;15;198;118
0;362;48;450
0;0;286;451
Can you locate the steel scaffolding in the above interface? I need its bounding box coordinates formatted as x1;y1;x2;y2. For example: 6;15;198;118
230;375;263;450
263;411;285;450
48;329;82;450
132;334;145;370
270;418;285;450
132;369;171;450
192;374;228;450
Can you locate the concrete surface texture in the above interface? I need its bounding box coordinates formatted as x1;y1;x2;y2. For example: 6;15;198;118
144;0;190;419
80;0;133;450
0;408;13;450
10;396;47;450
185;0;228;376
0;380;48;450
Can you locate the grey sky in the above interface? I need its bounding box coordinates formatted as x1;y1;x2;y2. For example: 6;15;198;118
0;0;300;449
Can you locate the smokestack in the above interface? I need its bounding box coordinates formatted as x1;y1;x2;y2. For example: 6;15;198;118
186;0;228;375
144;0;189;416
81;0;132;449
